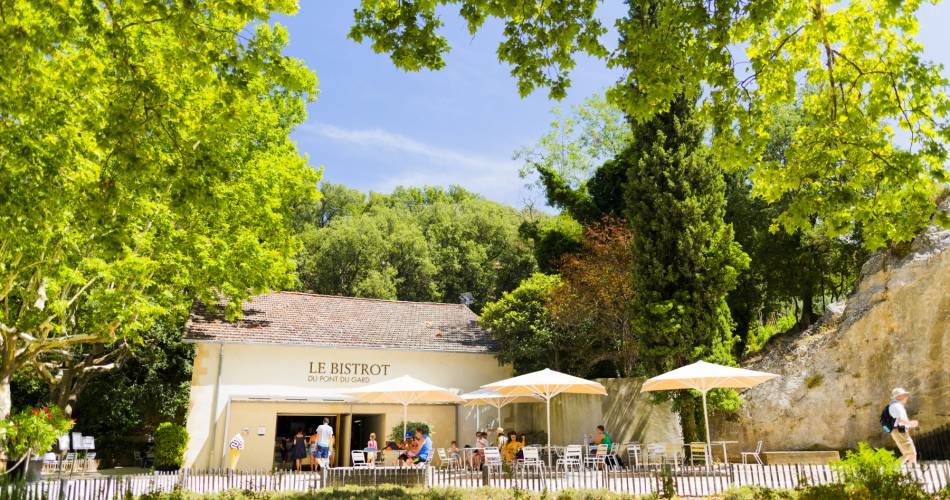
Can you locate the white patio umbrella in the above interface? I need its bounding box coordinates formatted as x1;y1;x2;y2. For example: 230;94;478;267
640;360;780;445
483;368;607;462
343;375;462;440
459;388;541;431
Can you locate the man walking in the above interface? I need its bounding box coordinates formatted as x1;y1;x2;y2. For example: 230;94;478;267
886;387;919;466
314;417;334;470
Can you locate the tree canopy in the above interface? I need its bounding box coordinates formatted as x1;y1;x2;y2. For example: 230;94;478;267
0;0;320;418
295;185;537;309
348;0;950;249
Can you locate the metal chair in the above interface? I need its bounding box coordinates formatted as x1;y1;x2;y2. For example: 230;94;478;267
645;443;667;465
62;452;77;473
84;452;98;473
437;448;461;470
584;444;609;470
741;440;764;465
555;444;583;472
483;447;503;474
351;450;369;467
517;446;544;476
689;442;711;466
625;443;641;467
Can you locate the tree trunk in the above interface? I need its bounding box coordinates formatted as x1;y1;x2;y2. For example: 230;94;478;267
0;373;11;473
0;372;11;421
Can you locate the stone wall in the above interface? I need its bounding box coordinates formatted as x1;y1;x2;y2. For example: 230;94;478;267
711;198;950;453
507;377;682;445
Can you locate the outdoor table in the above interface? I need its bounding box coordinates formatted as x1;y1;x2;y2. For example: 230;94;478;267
710;440;738;464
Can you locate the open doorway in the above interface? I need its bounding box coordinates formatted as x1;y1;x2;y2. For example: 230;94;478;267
350;414;385;465
274;414;337;470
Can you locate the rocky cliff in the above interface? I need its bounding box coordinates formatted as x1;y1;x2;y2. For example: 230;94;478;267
713;197;950;453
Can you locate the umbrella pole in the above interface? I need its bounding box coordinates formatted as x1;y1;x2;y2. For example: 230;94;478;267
702;390;711;446
546;396;552;465
475;405;480;433
497;405;502;429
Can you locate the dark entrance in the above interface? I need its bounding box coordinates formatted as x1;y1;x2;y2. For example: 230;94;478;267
274;414;337;470
350;414;385;464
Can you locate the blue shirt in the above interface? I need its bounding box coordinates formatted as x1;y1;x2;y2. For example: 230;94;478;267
418;435;432;460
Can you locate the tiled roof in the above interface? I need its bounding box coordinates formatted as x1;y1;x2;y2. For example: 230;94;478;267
184;291;498;353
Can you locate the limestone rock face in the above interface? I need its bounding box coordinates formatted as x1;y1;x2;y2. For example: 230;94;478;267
713;197;950;453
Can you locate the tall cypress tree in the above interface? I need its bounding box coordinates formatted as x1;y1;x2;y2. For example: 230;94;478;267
623;94;749;441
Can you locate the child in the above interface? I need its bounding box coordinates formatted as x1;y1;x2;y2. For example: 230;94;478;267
447;440;462;468
366;432;378;464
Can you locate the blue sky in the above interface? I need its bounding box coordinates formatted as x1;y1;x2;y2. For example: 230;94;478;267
276;1;950;209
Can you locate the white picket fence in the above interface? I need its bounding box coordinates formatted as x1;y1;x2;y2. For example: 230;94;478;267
13;461;950;499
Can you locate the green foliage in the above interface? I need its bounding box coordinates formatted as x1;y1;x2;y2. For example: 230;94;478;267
623;95;746;367
622;94;747;440
349;1;608;100
479;274;572;374
721;486;799;500
745;314;797;354
516;93;632;196
0;406;73;460
347;0;950;251
153;422;189;471
70;316;194;466
0;0;320;418
387;421;431;446
805;374;824;389
519;215;584;274
725;104;868;354
829;442;929;499
296;186;536;310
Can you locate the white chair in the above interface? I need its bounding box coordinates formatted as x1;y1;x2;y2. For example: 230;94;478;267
584;444;609;470
646;443;667;465
741;440;764;465
438;448;462;471
625;443;641;467
351;450;368;467
84;452;98;473
517;446;544;476
556;444;583;472
689;442;711;466
483;447;503;474
62;452;77;473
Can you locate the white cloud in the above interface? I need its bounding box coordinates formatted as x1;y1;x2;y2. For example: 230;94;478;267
297;122;539;207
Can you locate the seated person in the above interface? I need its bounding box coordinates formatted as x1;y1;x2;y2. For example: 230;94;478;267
397;432;417;465
501;431;522;463
469;432;487;470
403;428;431;467
447;440;462;467
593;425;613;450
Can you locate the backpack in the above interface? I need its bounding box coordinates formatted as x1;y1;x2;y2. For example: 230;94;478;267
880;404;900;433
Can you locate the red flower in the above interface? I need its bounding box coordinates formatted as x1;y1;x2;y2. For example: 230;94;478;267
31;409;39;415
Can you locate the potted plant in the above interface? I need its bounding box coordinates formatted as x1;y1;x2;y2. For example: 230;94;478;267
0;406;74;481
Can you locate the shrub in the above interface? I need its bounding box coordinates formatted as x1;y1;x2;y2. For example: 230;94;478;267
0;406;73;461
153;422;189;471
136;486;643;499
828;442;927;499
721;486;799;499
387;421;431;444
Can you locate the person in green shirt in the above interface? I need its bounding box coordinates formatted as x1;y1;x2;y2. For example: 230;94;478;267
595;425;613;448
595;425;621;468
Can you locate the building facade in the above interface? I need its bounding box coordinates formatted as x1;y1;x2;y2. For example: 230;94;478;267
183;291;511;471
